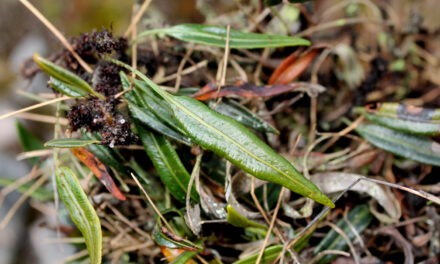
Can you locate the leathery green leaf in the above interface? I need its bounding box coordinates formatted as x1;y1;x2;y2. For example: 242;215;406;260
313;204;372;264
355;123;440;166
108;58;333;208
354;104;440;136
210;99;279;134
136;24;310;49
56;167;102;264
233;245;286;264
33;53;105;99
44;138;101;148
136;123;199;203
227;205;267;229
169;251;198;264
16;121;44;164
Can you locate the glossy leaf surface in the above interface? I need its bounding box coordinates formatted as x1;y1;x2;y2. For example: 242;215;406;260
355;123;440;166
56;167;102;264
44;138;100;148
71;148;126;201
355;103;440;136
109;58;333;207
210;99;279;134
49;77;88;98
137;24;310;49
136;124;199;203
313;204;372;264
33;53;105;99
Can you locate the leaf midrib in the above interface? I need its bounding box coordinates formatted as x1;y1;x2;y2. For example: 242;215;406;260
169;96;310;192
61;173;97;262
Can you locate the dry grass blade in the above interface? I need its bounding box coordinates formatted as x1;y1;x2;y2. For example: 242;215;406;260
256;187;285;264
124;0;152;37
0;96;69;121
19;0;92;73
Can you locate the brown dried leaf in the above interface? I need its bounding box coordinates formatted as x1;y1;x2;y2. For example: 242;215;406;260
71;147;126;201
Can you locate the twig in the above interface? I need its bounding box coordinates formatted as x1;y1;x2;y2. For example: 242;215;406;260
173;48;194;92
16;112;69;125
327;222;361;264
186;154;202;236
213;25;231;107
124;0;152;37
309;250;351;263
16;149;53;160
0;167;41;209
157;60;208;84
130;173;176;235
256;188;285;264
0;96;70;121
19;0;92;73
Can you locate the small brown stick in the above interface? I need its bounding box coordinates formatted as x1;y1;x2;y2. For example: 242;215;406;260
124;0;152;37
130;173;176;235
158;60;208;84
19;0;92;73
0;96;70;121
0;167;41;209
327;222;360;264
186;154;202;236
16;149;53;161
256;188;285;264
107;203;150;239
173;48;194;92
213;25;231;107
320;115;365;152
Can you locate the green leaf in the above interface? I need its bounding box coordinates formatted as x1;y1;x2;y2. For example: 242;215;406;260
33;53;105;99
210;99;279;134
227;205;267;229
128;102;194;146
355;123;440;166
169;252;198;264
49;77;89;98
233;245;286;264
44;138;101;148
56;167;102;264
313;204;372;264
152;222;201;251
354;104;440;136
136;24;310;49
16;121;44;164
136;124;199;203
132;78;188;136
108;58;333;208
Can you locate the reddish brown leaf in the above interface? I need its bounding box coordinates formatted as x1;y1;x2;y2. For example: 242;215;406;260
268;49;319;85
191;80;301;101
71;147;126;201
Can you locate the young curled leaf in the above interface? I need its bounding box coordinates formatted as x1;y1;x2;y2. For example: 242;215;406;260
56;167;102;264
355;123;440;167
44;138;101;148
192;81;302;101
33;53;105;99
108;58;334;208
355;103;440;136
71;147;126;200
136;24;310;49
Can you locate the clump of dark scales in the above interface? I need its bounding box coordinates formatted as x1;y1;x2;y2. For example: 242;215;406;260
63;30;137;147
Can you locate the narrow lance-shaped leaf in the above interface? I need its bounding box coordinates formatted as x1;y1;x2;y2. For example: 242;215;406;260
136;123;199;203
313;204;372;264
136;24;310;49
49;77;88;98
355;123;440;167
16;121;44;165
56;167;102;264
71;147;126;201
227;205;267;229
44;138;101;148
108;58;334;208
209;99;279;134
354;103;440;136
33;53;105;99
